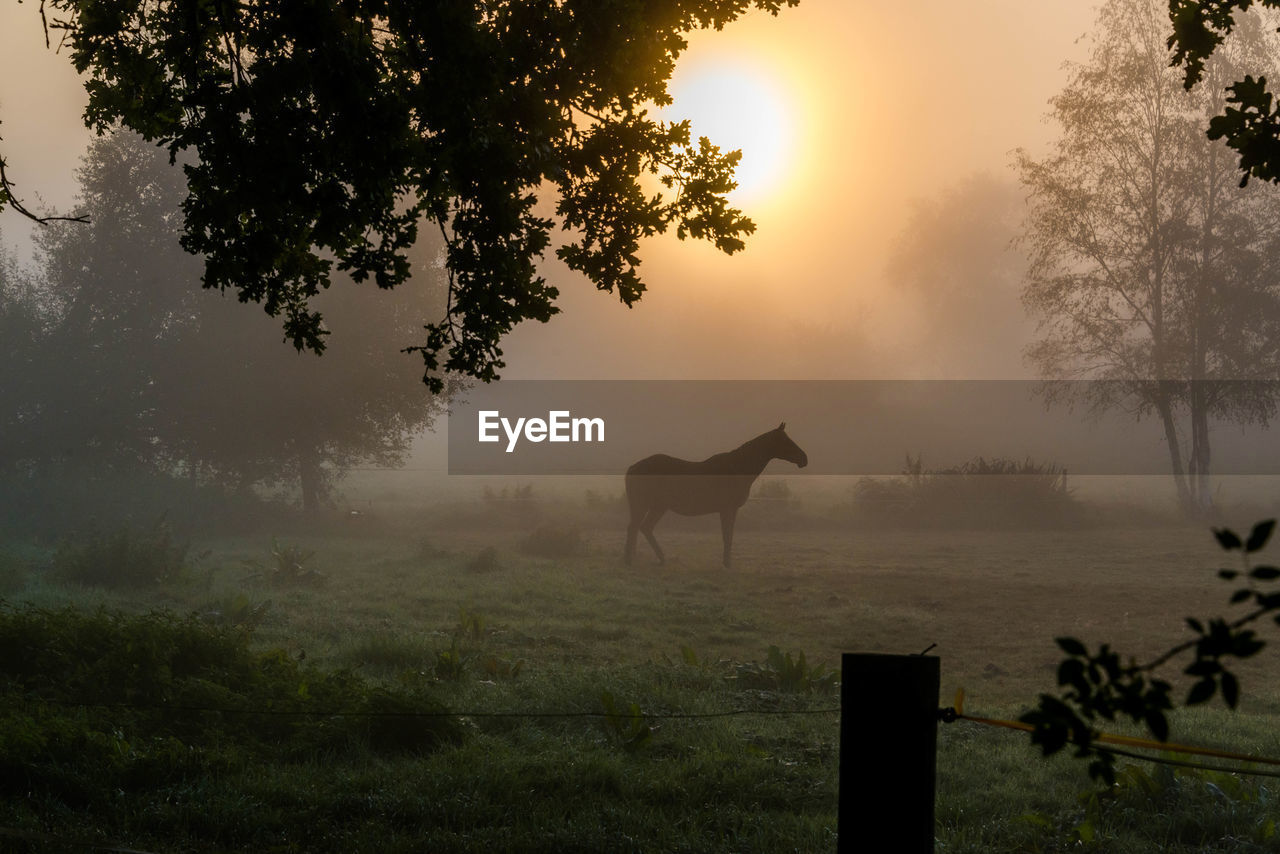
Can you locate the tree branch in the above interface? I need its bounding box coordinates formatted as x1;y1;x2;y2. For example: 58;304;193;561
0;155;88;225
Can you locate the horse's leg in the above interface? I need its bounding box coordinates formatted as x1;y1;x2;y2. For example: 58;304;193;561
640;508;666;565
625;503;644;565
720;508;738;568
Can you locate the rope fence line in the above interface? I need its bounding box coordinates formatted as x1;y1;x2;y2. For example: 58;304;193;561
27;692;1280;773
942;689;1280;779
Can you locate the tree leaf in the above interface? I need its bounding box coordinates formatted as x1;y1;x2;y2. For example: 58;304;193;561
1056;636;1087;656
1246;520;1276;553
1221;671;1240;709
1186;678;1217;705
1215;529;1243;551
1250;565;1280;581
1145;709;1169;743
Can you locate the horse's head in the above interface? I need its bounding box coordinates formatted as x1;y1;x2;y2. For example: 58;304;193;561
772;422;808;468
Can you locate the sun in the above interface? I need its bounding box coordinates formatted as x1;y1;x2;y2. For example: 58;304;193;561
665;60;795;203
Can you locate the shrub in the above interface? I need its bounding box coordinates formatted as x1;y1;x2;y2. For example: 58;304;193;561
847;453;1083;528
0;606;462;801
50;517;190;588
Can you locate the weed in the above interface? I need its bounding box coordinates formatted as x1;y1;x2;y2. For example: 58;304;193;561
455;606;486;640
599;690;653;753
434;639;468;681
50;516;191;588
241;539;326;586
730;646;839;694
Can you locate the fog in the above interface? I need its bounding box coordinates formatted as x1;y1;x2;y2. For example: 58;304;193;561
11;4;1280;849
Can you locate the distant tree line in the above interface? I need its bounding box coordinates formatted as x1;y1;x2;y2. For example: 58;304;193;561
0;132;447;525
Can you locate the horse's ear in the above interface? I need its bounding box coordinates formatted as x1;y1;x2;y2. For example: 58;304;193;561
778;422;786;431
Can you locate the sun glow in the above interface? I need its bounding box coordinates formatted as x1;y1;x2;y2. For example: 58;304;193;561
666;59;796;204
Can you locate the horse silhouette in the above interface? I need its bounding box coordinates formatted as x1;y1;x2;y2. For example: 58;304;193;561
624;423;808;568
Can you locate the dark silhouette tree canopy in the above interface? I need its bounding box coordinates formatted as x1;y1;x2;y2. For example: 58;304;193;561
13;0;796;392
1170;0;1280;185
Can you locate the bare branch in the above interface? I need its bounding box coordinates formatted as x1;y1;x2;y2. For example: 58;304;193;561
0;156;88;225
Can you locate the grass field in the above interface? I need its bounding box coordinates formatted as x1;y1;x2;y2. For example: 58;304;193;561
4;489;1280;852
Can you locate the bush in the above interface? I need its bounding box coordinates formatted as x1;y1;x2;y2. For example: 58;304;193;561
847;453;1084;529
50;517;191;588
0;606;462;801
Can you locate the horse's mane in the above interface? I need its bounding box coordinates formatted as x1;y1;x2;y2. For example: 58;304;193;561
731;427;780;456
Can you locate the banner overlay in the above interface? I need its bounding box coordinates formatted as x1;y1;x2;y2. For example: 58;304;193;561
445;380;1280;476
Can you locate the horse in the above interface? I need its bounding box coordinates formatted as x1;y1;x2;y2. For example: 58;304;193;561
624;423;808;568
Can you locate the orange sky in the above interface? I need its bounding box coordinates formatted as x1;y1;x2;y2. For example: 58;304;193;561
0;0;1097;381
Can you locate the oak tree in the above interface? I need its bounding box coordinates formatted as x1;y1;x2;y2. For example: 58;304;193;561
5;0;796;391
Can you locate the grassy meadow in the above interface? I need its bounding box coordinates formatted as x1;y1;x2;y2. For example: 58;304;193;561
4;479;1280;852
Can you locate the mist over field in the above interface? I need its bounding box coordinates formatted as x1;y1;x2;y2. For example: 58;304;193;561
4;0;1280;851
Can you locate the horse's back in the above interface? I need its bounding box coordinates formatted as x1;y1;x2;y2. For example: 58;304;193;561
626;455;695;512
625;454;752;515
626;454;700;477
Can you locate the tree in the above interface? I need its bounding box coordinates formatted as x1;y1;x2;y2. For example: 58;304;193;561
1018;0;1280;512
0;232;49;473
886;174;1030;378
3;0;797;392
21;131;446;511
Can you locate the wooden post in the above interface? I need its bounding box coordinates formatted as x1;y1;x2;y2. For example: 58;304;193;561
838;653;940;853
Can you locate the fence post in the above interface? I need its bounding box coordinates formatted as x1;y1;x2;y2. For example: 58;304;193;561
838;652;940;853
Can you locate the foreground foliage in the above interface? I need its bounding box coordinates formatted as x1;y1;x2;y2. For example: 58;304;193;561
0;606;460;811
1024;520;1280;783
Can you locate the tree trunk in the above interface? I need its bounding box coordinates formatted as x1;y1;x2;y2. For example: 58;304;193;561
1155;388;1193;513
299;446;323;513
1188;142;1219;517
1190;386;1211;512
